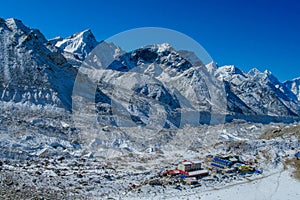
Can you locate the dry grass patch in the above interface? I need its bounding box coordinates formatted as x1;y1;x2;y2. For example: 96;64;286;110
285;158;300;181
260;124;300;140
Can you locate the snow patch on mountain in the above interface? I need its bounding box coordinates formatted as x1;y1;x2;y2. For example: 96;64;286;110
284;77;300;101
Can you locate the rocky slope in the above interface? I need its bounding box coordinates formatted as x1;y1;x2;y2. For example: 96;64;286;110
0;18;76;110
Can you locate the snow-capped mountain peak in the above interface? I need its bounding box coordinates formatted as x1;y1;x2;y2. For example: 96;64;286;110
248;68;262;77
220;65;244;74
216;65;246;80
205;61;218;73
54;29;98;61
155;43;173;53
263;69;279;82
264;69;271;75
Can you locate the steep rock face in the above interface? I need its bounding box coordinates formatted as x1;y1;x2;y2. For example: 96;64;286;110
73;43;228;130
284;78;300;101
0;18;76;110
216;66;300;118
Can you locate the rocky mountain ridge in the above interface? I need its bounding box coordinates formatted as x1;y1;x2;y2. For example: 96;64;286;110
0;18;299;126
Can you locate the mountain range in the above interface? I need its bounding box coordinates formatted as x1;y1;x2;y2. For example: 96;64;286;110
1;18;300;128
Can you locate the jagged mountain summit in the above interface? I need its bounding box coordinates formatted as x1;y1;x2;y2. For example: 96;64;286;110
215;66;299;119
50;29;99;66
0;18;300;127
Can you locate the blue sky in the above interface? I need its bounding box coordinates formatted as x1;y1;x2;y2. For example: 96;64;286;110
1;0;300;81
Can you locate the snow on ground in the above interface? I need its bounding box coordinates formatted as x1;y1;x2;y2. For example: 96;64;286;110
196;170;299;200
122;170;300;200
0;105;300;199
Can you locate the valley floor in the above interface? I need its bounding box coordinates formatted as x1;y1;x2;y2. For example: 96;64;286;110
0;107;300;199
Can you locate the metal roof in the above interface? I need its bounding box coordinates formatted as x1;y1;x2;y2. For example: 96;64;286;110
188;170;209;176
182;161;201;165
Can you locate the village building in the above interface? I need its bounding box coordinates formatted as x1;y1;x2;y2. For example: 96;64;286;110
177;160;201;172
211;157;233;169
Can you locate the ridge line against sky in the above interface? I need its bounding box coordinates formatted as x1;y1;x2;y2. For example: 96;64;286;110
1;0;300;81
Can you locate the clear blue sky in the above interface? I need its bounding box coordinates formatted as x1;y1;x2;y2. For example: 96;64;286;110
1;0;300;81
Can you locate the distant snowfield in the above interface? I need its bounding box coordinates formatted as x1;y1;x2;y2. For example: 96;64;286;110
124;170;300;200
